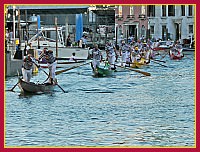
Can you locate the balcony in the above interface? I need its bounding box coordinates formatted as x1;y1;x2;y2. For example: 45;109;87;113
115;15;123;21
138;14;146;19
126;15;135;20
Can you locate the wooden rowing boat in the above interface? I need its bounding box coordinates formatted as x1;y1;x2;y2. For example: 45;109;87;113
94;67;115;77
131;58;148;68
91;62;115;77
169;51;184;60
18;77;55;93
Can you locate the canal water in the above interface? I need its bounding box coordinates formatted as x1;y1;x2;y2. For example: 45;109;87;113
5;51;195;147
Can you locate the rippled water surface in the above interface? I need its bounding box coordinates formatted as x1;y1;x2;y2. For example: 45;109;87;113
5;51;195;147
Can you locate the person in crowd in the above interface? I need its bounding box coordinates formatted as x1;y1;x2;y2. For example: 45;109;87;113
91;44;102;70
135;39;143;50
38;48;57;84
175;40;183;56
81;35;87;48
66;35;72;47
146;38;153;49
166;39;172;47
9;30;13;42
105;42;117;70
132;46;139;63
175;40;182;49
120;40;129;67
6;29;10;41
125;44;132;67
69;52;77;62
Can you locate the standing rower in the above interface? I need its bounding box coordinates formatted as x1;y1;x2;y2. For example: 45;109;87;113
22;54;34;82
120;40;131;67
91;44;102;70
38;48;57;84
105;42;116;70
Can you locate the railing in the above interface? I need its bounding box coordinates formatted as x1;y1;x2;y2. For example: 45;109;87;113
139;14;146;19
115;15;123;21
127;15;135;19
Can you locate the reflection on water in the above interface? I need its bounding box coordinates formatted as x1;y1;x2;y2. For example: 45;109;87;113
5;51;195;147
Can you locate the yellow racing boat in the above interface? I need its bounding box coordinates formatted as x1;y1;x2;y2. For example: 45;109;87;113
131;58;148;68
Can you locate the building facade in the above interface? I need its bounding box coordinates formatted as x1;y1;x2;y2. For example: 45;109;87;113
148;5;195;44
115;5;195;45
5;5;195;48
115;5;148;42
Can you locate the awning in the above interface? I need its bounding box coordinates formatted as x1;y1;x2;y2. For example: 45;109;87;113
7;5;89;14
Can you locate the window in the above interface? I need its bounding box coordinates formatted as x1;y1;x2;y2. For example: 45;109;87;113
162;5;166;17
147;5;155;17
162;25;167;40
119;6;122;16
168;5;175;16
89;11;96;22
181;5;185;16
130;6;134;15
189;25;193;33
141;25;146;36
150;25;154;34
188;5;193;16
141;5;146;15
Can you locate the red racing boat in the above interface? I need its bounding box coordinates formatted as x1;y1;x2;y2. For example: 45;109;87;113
169;49;184;60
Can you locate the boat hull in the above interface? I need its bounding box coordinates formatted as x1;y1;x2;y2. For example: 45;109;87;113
169;54;184;60
94;67;114;77
131;58;148;68
18;78;55;93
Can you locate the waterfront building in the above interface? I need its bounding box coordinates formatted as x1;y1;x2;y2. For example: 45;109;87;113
115;5;195;47
148;5;195;45
115;5;148;43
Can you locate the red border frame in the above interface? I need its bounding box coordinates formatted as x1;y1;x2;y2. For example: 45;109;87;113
1;1;199;152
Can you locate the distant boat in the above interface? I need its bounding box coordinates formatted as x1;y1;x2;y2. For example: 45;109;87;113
21;27;89;59
91;62;115;77
131;58;148;68
169;49;184;60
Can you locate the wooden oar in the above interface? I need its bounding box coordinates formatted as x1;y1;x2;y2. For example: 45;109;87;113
54;81;67;93
57;60;84;64
7;82;19;92
115;65;151;76
183;54;192;59
7;71;20;92
56;57;87;60
55;61;92;75
37;65;67;93
159;50;169;60
151;58;166;63
151;60;168;67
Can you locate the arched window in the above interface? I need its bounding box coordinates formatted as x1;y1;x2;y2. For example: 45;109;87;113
141;25;146;36
168;5;175;16
119;6;122;16
130;6;134;15
141;5;146;15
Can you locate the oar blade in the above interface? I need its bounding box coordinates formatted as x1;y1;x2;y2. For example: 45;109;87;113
115;65;151;76
151;60;168;67
55;61;92;75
